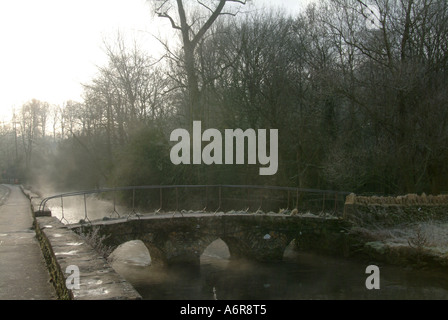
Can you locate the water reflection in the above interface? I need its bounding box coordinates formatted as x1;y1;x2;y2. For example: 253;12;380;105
48;195;128;224
109;239;448;300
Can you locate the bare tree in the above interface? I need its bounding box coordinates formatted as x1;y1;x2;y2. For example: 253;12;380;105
17;99;48;173
151;0;248;123
319;0;448;193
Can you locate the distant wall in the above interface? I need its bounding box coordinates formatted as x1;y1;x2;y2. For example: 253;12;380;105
344;193;448;226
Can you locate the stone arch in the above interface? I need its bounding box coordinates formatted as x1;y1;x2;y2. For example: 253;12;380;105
200;237;231;263
140;241;167;266
220;235;252;260
108;240;151;266
222;231;294;262
283;238;300;260
137;232;219;266
101;230;167;266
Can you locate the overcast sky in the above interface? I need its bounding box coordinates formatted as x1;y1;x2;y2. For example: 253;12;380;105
0;0;313;121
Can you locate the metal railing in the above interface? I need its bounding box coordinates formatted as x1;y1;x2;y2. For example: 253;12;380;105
38;185;351;224
0;178;20;184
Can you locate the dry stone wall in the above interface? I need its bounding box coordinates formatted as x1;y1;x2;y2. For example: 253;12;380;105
344;193;448;226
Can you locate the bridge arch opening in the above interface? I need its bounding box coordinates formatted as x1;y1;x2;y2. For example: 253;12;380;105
108;240;152;266
200;238;230;264
283;239;300;260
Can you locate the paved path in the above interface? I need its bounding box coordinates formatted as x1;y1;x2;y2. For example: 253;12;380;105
0;185;56;300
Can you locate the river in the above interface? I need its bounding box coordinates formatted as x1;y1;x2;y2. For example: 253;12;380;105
48;197;448;300
107;239;448;300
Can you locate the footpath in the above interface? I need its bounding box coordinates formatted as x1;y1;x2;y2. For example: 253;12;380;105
0;184;56;300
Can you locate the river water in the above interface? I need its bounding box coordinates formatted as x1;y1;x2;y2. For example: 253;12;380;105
48;198;448;300
107;239;448;300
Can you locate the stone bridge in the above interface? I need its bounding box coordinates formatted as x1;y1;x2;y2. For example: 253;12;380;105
69;213;350;266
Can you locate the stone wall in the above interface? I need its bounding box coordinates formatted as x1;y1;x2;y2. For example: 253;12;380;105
21;187;142;300
344;193;448;226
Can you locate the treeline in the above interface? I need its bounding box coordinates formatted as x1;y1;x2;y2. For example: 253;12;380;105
2;0;448;196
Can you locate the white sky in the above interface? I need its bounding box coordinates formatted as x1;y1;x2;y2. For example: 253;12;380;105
0;0;311;122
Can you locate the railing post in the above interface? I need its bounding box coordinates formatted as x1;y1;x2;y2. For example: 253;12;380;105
214;186;222;213
176;187;179;212
172;187;184;217
296;188;299;209
84;194;87;218
113;190;116;213
111;188;120;218
127;187;140;220
219;186;222;211
60;196;68;224
158;187;163;212
204;186;208;211
83;193;91;224
322;192;326;212
132;188;135;213
334;192;338;213
61;196;64;220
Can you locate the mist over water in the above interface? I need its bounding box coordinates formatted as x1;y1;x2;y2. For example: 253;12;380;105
109;239;448;300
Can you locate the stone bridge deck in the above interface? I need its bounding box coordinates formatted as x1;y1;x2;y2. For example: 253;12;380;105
69;212;350;266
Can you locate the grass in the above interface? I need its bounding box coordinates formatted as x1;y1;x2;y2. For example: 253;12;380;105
351;219;448;267
353;221;448;246
79;226;114;260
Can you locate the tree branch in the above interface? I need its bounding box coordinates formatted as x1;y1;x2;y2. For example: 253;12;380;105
157;11;182;30
191;0;230;48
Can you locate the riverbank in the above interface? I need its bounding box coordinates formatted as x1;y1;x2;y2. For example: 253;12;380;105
344;193;448;271
347;221;448;270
